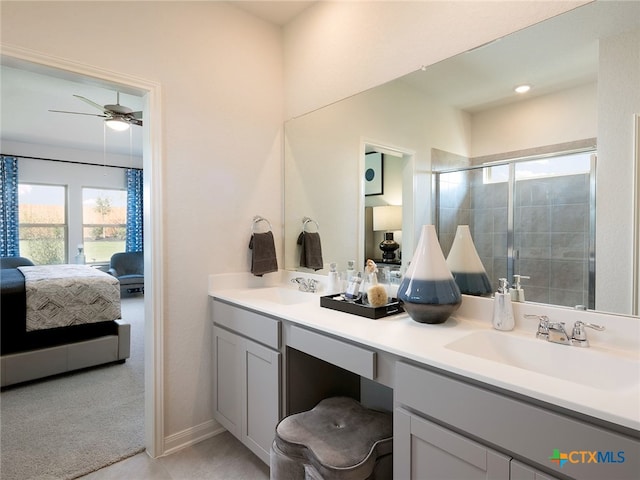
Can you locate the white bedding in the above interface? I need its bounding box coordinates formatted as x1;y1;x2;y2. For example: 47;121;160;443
17;265;121;331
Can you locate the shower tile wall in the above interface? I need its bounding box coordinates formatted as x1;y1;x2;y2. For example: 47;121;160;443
438;170;471;256
514;173;590;308
468;169;508;291
438;171;590;308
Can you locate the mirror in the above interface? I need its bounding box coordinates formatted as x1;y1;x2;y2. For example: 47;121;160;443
284;1;640;316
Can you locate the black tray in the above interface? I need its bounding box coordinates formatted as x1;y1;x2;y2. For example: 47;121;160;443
320;294;404;319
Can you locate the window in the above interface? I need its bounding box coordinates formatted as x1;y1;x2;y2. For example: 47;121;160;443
18;184;67;264
82;188;127;263
484;151;593;184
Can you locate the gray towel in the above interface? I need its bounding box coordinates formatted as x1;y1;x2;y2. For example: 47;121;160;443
249;231;278;276
297;231;323;271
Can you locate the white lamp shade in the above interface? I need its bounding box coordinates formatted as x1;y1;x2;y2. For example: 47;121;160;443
373;205;402;231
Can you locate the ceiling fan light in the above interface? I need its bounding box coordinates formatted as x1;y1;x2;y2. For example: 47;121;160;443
105;118;130;131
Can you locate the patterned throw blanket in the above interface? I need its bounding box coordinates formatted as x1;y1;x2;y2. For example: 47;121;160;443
17;265;121;331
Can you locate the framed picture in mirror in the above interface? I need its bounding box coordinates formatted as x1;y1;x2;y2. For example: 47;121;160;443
365;152;383;196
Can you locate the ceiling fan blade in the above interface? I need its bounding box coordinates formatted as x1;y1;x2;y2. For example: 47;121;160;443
128;117;143;127
131;111;143;120
73;94;109;114
49;109;108;118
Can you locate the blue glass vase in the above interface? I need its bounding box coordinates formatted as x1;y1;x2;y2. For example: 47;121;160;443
398;225;461;324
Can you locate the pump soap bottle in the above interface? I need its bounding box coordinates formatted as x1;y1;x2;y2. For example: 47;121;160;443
510;275;530;303
327;262;341;295
493;278;515;331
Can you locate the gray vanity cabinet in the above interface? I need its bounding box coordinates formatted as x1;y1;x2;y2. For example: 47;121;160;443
394;407;511;479
211;300;281;465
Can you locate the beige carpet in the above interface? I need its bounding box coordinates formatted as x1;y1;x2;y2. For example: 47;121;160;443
0;295;145;480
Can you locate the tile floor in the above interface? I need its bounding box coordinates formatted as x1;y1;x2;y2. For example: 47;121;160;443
80;431;269;479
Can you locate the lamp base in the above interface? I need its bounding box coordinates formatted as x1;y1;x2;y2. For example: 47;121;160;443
379;232;399;262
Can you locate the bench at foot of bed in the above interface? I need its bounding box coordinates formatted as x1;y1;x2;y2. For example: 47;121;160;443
0;320;131;388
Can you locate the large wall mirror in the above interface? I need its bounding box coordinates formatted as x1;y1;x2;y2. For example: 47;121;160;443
284;1;640;317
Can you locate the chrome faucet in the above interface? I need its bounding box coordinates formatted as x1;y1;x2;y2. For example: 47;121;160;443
570;320;605;348
547;321;571;345
291;277;318;293
525;314;605;347
528;314;550;340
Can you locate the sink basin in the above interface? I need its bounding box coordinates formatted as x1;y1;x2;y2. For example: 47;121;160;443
240;287;316;305
445;330;639;391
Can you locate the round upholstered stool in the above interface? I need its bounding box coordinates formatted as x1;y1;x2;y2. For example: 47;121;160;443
270;397;393;480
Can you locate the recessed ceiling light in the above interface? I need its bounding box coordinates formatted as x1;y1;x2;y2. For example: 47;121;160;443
515;84;531;94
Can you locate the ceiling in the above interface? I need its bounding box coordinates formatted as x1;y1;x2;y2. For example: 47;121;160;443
2;1;638;162
1;63;144;159
230;1;316;26
398;0;640;113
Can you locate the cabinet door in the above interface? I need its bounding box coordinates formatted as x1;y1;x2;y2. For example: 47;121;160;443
213;326;241;437
242;337;281;464
511;460;561;480
395;408;510;480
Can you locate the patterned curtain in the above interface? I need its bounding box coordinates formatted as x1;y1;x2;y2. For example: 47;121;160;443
126;168;144;252
0;156;20;256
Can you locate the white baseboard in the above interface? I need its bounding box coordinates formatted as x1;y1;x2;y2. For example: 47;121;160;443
162;419;225;456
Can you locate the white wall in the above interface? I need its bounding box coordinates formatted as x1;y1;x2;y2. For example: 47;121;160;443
2;0;284;446
470;82;598;157
283;1;589;118
284;79;470;272
597;28;640;314
3;139;143;169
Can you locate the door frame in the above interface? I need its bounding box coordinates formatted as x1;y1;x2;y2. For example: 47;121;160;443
1;44;165;457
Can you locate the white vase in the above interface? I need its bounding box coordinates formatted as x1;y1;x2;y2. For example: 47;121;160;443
446;225;492;296
397;225;461;324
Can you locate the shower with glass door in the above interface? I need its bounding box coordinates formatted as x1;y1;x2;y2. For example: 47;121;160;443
435;150;596;310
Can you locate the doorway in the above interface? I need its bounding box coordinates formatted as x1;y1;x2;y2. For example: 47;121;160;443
360;141;415;273
0;46;163;456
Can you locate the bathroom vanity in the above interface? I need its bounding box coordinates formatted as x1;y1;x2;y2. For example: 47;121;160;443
209;272;640;479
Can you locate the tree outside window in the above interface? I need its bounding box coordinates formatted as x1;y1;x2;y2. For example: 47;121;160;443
82;188;127;263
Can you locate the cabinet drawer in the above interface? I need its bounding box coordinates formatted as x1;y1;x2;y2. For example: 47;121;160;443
212;299;280;349
288;325;376;379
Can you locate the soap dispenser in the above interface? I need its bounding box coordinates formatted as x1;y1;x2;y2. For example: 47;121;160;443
492;278;515;331
510;275;530;303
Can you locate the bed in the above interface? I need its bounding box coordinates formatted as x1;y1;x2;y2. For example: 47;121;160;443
1;257;130;387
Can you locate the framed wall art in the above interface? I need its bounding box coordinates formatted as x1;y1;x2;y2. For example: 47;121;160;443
365;152;383;196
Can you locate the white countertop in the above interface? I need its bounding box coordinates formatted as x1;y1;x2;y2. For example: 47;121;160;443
209;272;640;432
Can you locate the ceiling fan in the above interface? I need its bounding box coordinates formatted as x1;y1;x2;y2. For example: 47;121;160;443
49;92;143;131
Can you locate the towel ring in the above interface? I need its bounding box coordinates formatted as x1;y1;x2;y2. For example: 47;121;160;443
302;216;319;232
252;215;273;233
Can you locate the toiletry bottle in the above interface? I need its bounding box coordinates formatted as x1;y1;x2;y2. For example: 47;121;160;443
510;274;530;303
493;278;515;331
327;262;341;295
75;244;86;265
344;260;355;291
345;271;362;302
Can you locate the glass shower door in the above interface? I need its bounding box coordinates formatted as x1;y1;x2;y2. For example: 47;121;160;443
513;152;594;308
435;150;595;309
